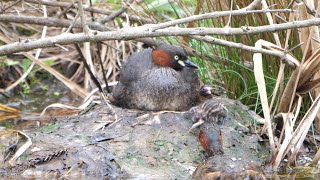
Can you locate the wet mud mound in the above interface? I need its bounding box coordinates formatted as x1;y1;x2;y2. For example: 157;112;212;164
0;97;269;179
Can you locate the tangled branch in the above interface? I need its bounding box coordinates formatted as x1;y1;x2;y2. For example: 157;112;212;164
1;18;320;57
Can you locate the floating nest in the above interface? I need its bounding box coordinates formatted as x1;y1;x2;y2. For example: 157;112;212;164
0;97;269;179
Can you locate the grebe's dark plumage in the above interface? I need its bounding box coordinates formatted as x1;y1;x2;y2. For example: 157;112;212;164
112;44;200;111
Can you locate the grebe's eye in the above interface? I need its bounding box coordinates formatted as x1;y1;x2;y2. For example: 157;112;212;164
174;55;179;60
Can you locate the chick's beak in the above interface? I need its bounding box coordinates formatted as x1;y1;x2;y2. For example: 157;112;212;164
188;118;204;133
184;59;198;69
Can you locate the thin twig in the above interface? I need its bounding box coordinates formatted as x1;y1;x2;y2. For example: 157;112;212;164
244;0;262;10
146;9;293;31
0;15;106;31
77;1;90;34
0;0;22;14
57;3;74;19
100;0;135;24
89;0;95;22
96;43;111;93
191;35;296;67
226;0;234;27
65;13;80;33
14;0;153;23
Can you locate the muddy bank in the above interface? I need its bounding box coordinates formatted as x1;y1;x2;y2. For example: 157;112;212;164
0;97;269;179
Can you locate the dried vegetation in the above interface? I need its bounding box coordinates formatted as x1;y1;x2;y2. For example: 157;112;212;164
1;0;320;173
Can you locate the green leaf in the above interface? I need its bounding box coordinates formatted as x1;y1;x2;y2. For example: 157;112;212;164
21;59;31;73
43;59;54;66
4;60;19;66
21;81;30;94
41;85;49;91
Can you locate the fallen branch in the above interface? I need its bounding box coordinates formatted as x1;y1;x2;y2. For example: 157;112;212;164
0;9;291;31
1;18;320;56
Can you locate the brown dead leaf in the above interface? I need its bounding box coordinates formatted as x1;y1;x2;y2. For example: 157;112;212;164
297;78;320;94
278;69;299;113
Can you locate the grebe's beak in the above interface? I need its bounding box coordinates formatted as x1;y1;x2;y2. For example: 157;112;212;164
184;59;198;69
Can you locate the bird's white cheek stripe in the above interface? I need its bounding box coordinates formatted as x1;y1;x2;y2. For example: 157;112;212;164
178;60;185;66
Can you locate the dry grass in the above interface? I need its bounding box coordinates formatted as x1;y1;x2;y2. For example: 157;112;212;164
0;1;137;97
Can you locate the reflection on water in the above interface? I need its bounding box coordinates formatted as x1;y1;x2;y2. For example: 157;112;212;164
0;80;81;130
